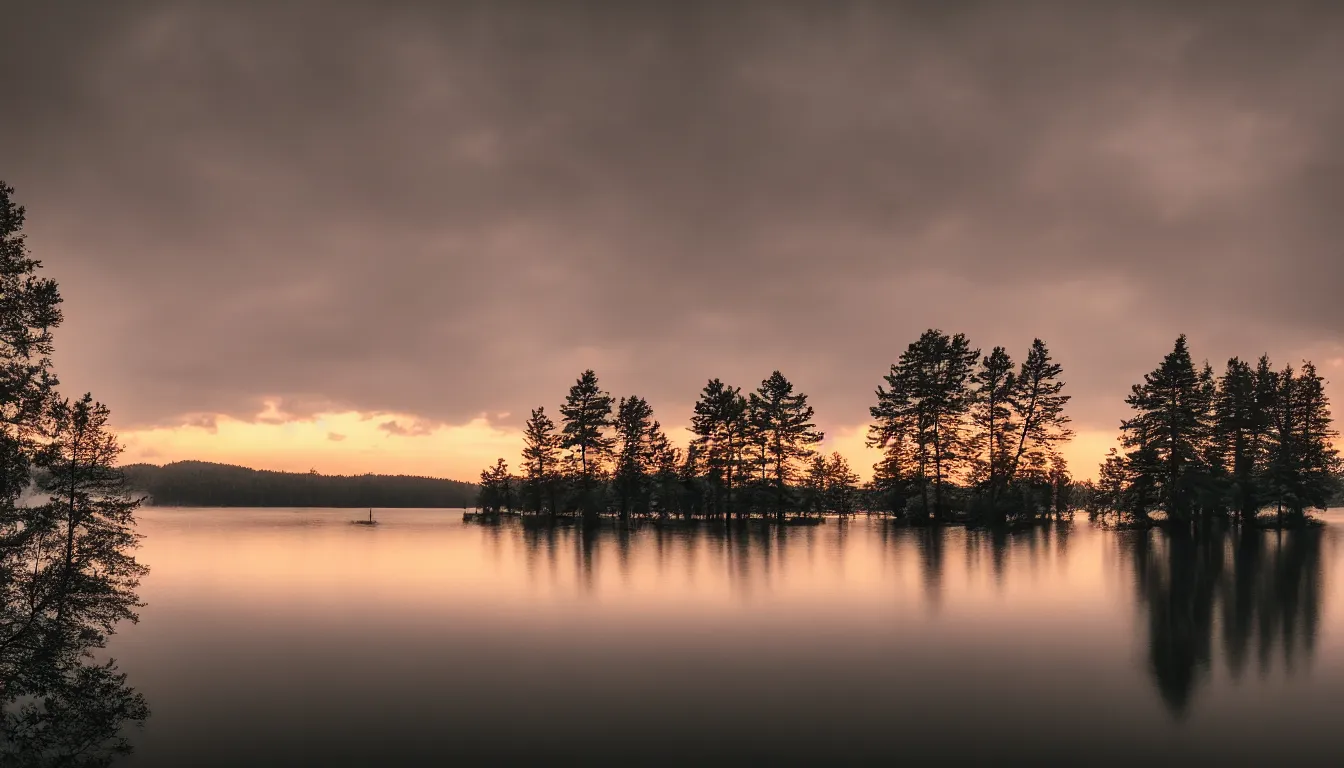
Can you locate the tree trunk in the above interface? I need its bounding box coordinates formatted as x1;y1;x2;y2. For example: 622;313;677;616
933;420;944;522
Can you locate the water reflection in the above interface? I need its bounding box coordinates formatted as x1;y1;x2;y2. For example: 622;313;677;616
503;515;1332;724
1124;526;1323;714
83;508;1344;764
0;573;149;765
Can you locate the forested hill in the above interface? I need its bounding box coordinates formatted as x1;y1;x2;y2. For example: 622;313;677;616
120;461;478;508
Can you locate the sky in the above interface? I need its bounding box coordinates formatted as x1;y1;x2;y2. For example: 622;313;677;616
2;0;1342;482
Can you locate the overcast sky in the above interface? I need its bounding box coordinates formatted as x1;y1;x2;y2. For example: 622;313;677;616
2;1;1341;479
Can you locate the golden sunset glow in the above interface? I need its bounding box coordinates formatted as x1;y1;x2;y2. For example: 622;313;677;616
117;404;521;480
117;402;1123;483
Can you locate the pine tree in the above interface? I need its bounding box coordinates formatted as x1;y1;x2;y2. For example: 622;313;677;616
749;371;823;522
1192;361;1221;517
870;330;979;522
476;465;493;511
1251;355;1279;510
744;394;770;505
678;443;705;520
970;346;1016;517
0;186;149;760
1095;447;1130;521
558;370;614;521
1295;363;1341;512
520;407;561;515
1120;335;1213;525
867;428;912;517
0;181;63;510
825;452;861;517
867;387;914;517
1006;339;1073;506
801;454;828;517
646;421;682;519
613;395;654;520
495;459;513;512
476;458;512;513
1266;362;1341;524
1125;421;1164;524
689;379;747;520
1211;357;1276;523
1047;454;1072;519
32;394;148;638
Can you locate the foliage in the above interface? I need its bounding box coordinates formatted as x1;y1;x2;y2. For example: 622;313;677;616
558;370;614;518
1096;336;1340;528
0;182;62;511
689;379;748;519
519;407;561;514
1007;339;1074;487
867;330;1074;524
558;370;615;479
1118;335;1213;524
612;396;655;519
970;346;1016;501
823;452;860;516
477;458;514;513
1264;362;1341;523
749;371;824;521
870;330;980;521
0;181;148;765
646;421;682;519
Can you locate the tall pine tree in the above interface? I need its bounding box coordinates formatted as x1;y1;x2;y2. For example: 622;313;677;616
970;346;1016;516
1210;357;1276;523
520;407;561;515
0;185;149;760
867;425;912;517
825;452;861;517
750;371;823;522
689;379;747;520
0;181;63;511
1120;335;1213;525
870;329;979;522
613;395;655;520
559;370;614;521
1006;339;1073;493
646;420;682;519
1265;362;1341;524
476;458;513;513
33;395;147;632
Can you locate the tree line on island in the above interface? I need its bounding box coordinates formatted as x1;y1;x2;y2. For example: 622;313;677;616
477;368;851;526
1090;335;1341;529
477;332;1341;529
476;331;1079;527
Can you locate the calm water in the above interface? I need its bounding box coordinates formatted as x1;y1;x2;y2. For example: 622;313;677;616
105;508;1344;766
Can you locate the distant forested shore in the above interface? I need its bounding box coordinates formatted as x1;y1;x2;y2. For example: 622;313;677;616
120;461;479;508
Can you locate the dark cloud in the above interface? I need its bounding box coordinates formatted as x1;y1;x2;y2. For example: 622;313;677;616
377;420;436;438
181;414;218;434
2;1;1342;446
327;433;347;442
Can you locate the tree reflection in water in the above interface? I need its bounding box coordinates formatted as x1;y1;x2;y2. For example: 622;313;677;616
1126;526;1323;715
1;577;149;765
1;399;151;765
505;515;1328;726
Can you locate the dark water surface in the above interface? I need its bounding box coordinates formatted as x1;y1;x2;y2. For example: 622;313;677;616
108;508;1344;766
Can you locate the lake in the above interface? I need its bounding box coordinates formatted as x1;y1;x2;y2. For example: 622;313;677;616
105;507;1344;766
